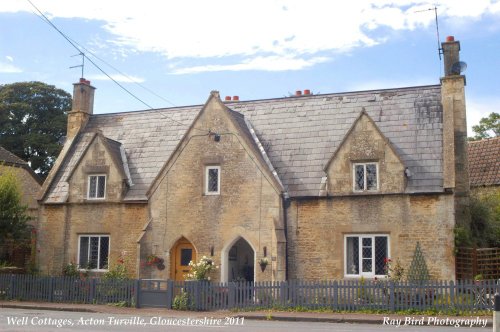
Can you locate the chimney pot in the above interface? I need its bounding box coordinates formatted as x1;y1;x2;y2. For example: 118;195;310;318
224;96;232;101
232;96;239;101
304;89;311;95
446;36;455;42
295;90;302;96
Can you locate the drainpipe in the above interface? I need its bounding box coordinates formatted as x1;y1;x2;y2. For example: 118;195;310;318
282;192;290;280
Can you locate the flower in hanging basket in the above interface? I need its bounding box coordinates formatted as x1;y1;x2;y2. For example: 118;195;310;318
146;254;161;266
259;258;269;272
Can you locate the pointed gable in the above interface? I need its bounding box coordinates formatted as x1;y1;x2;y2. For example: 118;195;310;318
324;111;406;195
147;91;284;197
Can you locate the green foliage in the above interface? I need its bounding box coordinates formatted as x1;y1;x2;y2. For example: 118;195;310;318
470;112;499;140
0;170;30;244
470;192;500;247
385;258;406;282
0;81;71;178
172;291;191;310
0;261;13;268
62;262;89;278
458;191;500;248
103;253;129;280
454;225;472;247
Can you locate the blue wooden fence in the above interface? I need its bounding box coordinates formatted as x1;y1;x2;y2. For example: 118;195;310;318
1;274;498;313
0;274;135;306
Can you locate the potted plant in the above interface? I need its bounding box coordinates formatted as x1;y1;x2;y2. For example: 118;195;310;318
259;258;269;272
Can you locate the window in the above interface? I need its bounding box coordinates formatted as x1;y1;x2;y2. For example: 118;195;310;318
78;235;109;270
88;175;106;199
205;166;220;195
345;234;388;277
353;163;378;191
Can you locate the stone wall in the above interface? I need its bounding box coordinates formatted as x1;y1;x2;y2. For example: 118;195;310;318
145;94;284;282
286;193;455;280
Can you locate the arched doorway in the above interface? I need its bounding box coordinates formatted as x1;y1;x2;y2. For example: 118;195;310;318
170;237;196;281
224;237;255;282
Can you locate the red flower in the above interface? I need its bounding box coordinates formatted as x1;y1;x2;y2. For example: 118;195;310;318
117;258;124;264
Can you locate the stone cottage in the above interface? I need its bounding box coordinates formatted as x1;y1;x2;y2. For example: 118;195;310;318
37;37;469;281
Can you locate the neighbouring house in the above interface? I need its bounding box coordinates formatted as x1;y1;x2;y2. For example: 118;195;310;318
0;146;42;265
37;37;470;281
468;136;500;195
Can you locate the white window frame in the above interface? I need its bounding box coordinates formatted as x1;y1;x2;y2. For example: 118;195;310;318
87;174;106;200
77;235;110;271
205;165;220;195
344;234;390;278
353;162;379;192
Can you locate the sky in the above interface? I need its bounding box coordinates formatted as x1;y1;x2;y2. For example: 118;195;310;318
1;0;499;136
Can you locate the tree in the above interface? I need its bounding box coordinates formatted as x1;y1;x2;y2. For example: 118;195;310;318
470;112;500;140
0;82;71;178
0;169;30;244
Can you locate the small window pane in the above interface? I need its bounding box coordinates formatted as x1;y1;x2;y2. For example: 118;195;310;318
97;176;106;198
89;237;99;269
375;237;388;275
99;237;109;269
180;249;192;266
354;165;365;190
362;258;372;273
346;237;359;274
79;237;89;268
366;164;377;190
89;176;97;198
207;168;219;193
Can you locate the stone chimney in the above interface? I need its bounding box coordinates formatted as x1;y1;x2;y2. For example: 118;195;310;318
441;36;470;229
67;78;95;139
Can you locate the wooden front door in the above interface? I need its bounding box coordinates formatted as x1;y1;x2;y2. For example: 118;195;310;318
171;239;196;281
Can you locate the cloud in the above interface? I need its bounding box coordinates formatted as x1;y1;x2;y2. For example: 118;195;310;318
171;55;330;74
2;0;499;72
0;61;22;73
88;73;145;83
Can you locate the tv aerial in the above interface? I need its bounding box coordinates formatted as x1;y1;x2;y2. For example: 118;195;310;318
70;52;85;78
415;6;442;60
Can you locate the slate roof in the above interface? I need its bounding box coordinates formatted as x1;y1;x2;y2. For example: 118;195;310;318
468;137;500;187
43;85;444;202
0;146;27;165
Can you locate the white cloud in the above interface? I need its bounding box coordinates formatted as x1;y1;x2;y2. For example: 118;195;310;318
5;55;14;62
88;73;145;83
0;61;22;73
2;0;499;72
171;55;330;74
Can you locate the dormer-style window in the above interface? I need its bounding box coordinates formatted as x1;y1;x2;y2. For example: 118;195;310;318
88;175;106;199
205;166;220;195
353;163;378;192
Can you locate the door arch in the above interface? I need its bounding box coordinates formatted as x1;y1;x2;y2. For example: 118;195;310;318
221;236;255;283
170;237;196;281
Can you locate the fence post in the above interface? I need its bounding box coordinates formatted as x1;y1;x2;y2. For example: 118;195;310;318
333;281;338;310
48;276;54;302
449;280;455;309
228;282;235;309
389;281;395;312
8;274;14;300
134;279;140;308
89;278;96;304
493;293;500;332
166;280;173;309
